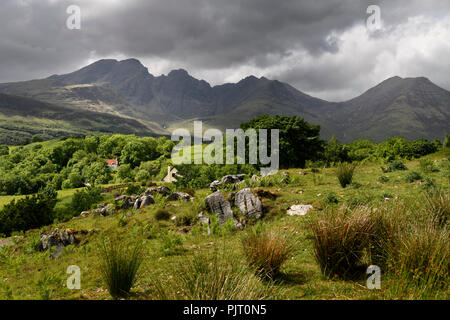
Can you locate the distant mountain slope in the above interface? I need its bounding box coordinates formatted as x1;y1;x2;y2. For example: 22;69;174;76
0;59;448;142
323;76;450;141
0;94;156;145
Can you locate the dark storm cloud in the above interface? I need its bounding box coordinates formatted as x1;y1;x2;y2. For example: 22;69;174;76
0;0;449;100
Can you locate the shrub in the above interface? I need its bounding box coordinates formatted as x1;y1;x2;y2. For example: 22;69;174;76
70;186;103;214
241;228;296;279
174;210;197;227
125;184;144;196
99;238;144;299
404;171;422;183
0;192;57;236
159;232;184;256
382;160;407;172
311;207;374;279
324;192;338;204
154;209;171;221
336;162;356;188
378;175;389;183
153;251;276;300
419;159;439;173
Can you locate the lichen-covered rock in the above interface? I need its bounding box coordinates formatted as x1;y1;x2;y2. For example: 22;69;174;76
234;188;263;219
205;191;234;224
39;228;87;258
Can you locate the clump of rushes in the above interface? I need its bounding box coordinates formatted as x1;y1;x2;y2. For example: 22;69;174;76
153;251;277;300
311;206;374;279
99;238;144;299
424;190;449;229
388;223;449;291
241;228;296;279
336;162;356;188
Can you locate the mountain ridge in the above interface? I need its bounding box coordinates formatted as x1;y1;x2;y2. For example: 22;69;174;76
0;58;448;143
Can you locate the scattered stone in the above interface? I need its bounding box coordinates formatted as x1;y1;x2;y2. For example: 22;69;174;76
140;195;155;208
80;203;114;217
205;191;234;224
167;192;191;201
145;186;171;196
251;175;260;181
298;171;309;175
234;188;263;219
287;204;313;216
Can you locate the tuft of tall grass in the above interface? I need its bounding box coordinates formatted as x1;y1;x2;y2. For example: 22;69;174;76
424;190;449;228
99;238;144;299
241;228;296;279
154;209;171;221
336;163;356;188
311;206;374;279
387;223;449;292
153;251;278;300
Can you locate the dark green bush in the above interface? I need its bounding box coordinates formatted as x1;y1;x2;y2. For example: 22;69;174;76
0;191;57;236
70;186;103;214
382;160;408;173
325;192;339;204
154;209;171;221
404;171;422;183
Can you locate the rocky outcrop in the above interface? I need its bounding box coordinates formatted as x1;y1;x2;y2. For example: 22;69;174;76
205;191;235;225
234;188;263;219
209;174;246;191
39;229;88;258
144;186;171;196
80;203;115;217
167;192;191;201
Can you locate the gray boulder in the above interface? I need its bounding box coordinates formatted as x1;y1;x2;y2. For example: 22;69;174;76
234;188;263;219
205;191;234;225
140;195;155;208
167;192;191;201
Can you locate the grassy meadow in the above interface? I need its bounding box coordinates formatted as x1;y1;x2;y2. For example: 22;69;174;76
0;150;448;300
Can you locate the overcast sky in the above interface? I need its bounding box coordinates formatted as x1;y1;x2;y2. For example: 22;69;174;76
1;0;449;101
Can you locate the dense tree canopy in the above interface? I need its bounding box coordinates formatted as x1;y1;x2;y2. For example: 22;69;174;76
240;115;324;168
